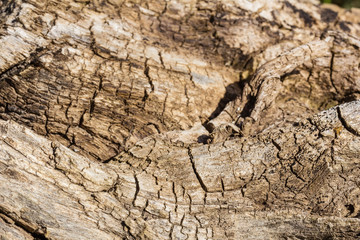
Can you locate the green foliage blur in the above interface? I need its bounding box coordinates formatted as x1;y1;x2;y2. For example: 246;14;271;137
321;0;360;8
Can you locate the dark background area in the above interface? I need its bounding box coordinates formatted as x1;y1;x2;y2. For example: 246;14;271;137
321;0;360;8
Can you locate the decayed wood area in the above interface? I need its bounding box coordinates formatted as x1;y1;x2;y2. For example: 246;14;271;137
0;0;360;239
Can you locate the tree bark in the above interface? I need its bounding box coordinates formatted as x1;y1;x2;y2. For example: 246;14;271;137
0;0;360;239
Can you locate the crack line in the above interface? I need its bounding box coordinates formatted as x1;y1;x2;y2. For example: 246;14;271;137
187;147;208;192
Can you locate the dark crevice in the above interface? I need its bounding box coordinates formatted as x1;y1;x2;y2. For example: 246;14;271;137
44;112;50;136
345;204;355;217
102;155;116;164
142;89;149;103
237;94;257;122
172;182;178;205
0;207;49;240
89;92;97;114
89;77;103;115
280;69;300;82
0;61;24;80
290;161;306;182
205;81;243;124
121;221;137;240
144;59;154;92
78;110;87;127
220;178;225;197
197;134;211;144
0;47;45;80
337;106;360;137
271;139;281;151
271;139;283;159
188;147;208;192
132;174;140;205
89;98;95;114
337;91;360;106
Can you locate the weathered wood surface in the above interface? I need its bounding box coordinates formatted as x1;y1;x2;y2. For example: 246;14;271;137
1;101;360;239
0;0;360;239
1;0;359;160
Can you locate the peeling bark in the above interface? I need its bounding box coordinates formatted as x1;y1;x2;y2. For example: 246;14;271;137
0;0;360;239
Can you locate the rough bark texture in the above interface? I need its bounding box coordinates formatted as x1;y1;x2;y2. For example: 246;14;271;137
0;0;360;239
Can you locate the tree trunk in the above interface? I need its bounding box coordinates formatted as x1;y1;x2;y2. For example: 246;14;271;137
0;0;360;239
